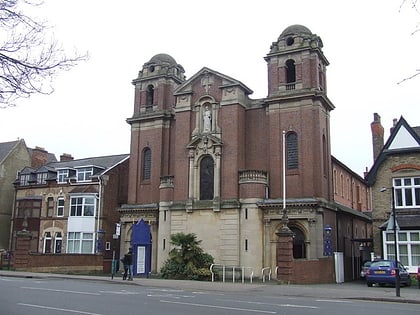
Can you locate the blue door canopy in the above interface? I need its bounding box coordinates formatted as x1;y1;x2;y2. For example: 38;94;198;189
132;219;151;245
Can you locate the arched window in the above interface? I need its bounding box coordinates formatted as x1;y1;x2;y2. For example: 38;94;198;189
291;227;306;259
146;85;154;108
285;59;296;83
142;148;151;180
200;155;214;200
286;132;298;170
43;232;52;253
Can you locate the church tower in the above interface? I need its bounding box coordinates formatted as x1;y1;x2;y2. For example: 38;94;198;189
127;54;185;204
264;25;335;200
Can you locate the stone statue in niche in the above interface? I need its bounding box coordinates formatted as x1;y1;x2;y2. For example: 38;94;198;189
203;105;211;132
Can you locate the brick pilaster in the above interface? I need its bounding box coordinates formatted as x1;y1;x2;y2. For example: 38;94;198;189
14;230;32;270
276;226;294;284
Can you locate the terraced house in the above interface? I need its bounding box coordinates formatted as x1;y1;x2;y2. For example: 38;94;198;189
0;140;55;253
11;154;129;273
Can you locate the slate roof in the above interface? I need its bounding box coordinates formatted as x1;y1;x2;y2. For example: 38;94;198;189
366;116;420;185
47;154;129;172
0;140;22;163
380;215;420;230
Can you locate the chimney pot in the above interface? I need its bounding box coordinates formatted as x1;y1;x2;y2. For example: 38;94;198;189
60;153;74;162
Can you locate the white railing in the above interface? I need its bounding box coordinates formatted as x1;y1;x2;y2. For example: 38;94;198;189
261;267;272;283
210;264;254;283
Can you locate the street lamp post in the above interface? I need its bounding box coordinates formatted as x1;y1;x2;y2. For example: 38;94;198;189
391;187;400;297
381;186;400;297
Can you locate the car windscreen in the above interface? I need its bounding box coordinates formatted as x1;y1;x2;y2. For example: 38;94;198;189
370;261;391;268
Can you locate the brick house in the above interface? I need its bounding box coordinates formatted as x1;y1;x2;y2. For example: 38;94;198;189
366;114;420;273
11;154;129;273
119;24;372;283
0;140;56;252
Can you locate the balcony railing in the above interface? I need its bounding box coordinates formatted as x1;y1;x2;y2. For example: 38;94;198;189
239;170;268;184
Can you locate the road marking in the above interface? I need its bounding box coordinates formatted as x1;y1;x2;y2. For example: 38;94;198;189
218;298;319;309
0;278;19;282
17;303;103;315
100;290;140;295
316;299;353;303
149;288;184;292
21;286;100;295
148;293;195;298
160;300;277;314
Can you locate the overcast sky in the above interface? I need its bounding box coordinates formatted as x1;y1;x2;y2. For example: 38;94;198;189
1;0;419;176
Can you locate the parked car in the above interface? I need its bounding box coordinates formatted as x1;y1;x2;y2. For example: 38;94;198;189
366;260;411;287
360;260;372;279
417;263;420;289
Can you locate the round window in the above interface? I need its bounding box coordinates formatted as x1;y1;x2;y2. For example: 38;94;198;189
286;37;294;46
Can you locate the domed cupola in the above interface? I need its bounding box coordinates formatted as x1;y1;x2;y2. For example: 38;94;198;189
268;24;324;55
130;53;186;115
265;24;329;97
134;53;186;83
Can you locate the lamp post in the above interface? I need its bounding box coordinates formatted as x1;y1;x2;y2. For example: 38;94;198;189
381;186;400;297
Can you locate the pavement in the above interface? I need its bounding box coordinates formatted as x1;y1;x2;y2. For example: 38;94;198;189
0;270;419;304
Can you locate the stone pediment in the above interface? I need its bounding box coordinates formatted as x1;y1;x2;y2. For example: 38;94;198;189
174;67;253;96
187;134;223;149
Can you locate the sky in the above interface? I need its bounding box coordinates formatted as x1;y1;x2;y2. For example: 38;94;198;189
1;0;419;176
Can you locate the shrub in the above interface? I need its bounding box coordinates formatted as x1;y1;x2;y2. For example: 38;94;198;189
160;233;214;281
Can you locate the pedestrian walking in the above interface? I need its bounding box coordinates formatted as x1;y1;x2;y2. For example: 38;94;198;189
120;254;129;280
126;248;133;280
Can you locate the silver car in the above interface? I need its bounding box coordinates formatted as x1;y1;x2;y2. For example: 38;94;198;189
360;261;372;279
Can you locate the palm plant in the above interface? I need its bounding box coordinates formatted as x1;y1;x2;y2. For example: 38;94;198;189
160;232;214;280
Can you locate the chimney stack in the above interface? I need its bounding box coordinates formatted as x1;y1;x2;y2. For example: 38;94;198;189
371;113;384;162
60;153;74;162
390;118;398;134
31;146;49;168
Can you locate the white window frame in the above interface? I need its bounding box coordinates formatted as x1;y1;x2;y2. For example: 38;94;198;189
57;197;65;217
37;172;47;184
76;167;93;182
43;232;52;253
20;174;30;186
70;196;95;217
54;232;62;254
383;230;420;272
57;169;69;184
67;232;94;254
393;177;420;208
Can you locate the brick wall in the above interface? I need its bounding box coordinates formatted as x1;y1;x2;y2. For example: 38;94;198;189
291;258;335;284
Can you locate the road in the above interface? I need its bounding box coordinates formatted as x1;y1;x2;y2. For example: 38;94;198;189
0;276;418;315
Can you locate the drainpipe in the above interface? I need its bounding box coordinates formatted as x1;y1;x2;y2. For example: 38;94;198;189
96;174;103;253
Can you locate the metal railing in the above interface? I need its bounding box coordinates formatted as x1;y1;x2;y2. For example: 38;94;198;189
210;264;254;283
261;267;272;283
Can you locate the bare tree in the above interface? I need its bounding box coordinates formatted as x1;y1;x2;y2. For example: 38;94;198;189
0;0;88;107
398;0;420;84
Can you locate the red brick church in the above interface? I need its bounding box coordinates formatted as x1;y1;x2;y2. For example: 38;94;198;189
118;24;372;283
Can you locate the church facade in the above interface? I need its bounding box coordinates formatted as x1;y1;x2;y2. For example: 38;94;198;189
119;25;372;283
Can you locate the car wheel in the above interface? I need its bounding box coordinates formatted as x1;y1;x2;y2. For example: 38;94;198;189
367;282;373;287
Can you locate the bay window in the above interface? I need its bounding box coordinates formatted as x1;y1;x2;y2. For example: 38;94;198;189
67;232;94;254
70;196;95;217
383;230;420;271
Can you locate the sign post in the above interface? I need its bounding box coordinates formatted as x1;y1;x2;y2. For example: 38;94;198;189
111;223;121;279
